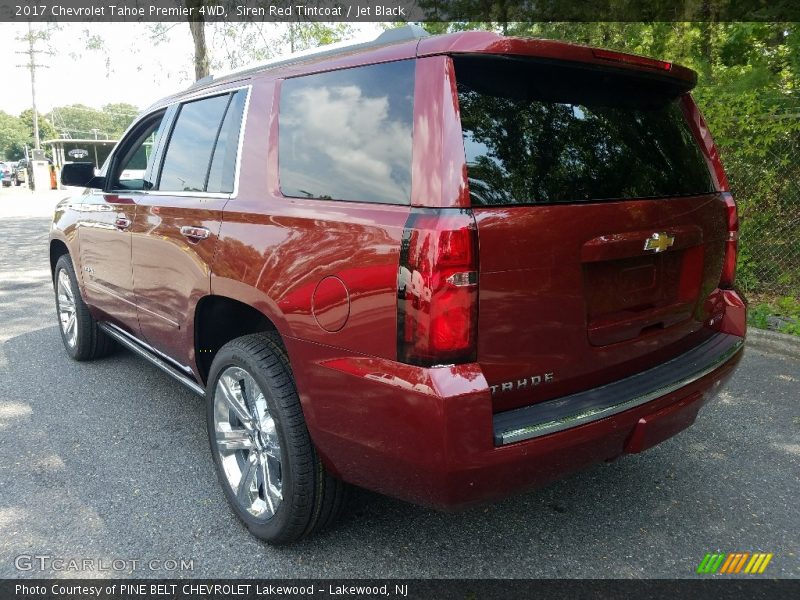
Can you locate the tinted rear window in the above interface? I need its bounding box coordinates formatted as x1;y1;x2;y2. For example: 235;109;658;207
455;56;715;206
279;60;415;205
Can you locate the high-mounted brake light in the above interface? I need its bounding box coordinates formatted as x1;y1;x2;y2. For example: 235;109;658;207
397;209;478;367
592;48;672;71
719;192;739;288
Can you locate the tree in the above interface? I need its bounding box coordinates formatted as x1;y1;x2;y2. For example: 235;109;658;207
0;111;29;160
44;103;139;141
419;20;800;295
47;104;106;139
19;109;57;147
210;21;353;73
279;22;352;54
186;0;210;80
101;103;140;138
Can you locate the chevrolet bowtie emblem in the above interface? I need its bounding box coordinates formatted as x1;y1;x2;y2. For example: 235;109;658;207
644;232;675;253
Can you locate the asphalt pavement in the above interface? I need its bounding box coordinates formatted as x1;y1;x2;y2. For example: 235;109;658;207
0;187;798;578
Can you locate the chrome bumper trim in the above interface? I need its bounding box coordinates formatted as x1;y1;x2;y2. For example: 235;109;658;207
494;333;744;446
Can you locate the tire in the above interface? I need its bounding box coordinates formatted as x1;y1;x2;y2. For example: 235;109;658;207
53;254;115;360
206;332;348;544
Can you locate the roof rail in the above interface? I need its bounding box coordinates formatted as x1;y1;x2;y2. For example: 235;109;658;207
185;24;429;91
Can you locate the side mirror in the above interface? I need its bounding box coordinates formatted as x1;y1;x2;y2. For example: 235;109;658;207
61;162;104;189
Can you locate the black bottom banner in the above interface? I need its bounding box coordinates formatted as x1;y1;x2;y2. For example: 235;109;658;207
2;579;798;600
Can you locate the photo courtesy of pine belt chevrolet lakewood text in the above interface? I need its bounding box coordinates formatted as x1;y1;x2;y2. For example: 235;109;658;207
50;26;746;544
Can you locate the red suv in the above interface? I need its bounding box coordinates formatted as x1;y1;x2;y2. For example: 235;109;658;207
51;27;745;544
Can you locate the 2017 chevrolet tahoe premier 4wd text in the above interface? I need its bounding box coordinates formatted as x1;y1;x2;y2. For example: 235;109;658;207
51;27;746;544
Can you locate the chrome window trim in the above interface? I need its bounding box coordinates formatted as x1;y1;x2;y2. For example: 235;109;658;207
105;83;252;200
145;190;233;199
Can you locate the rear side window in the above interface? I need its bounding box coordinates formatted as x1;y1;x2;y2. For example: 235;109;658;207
159;89;247;193
206;91;247;193
454;56;715;206
279;60;415;205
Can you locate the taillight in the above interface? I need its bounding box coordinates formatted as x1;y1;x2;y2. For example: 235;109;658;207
720;192;738;288
397;209;478;367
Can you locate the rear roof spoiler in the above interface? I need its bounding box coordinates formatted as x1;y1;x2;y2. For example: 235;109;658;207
418;32;697;90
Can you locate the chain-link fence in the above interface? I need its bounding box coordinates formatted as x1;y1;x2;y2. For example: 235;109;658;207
725;138;800;299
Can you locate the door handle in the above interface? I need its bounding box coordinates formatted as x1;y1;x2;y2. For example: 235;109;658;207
180;225;211;241
114;217;131;230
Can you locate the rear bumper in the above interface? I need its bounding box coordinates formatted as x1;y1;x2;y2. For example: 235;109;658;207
493;332;743;446
286;291;746;510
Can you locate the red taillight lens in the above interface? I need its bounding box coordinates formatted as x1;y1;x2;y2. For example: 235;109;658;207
720;192;738;288
398;209;478;366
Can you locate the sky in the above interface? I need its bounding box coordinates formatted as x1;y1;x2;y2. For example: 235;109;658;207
0;22;383;117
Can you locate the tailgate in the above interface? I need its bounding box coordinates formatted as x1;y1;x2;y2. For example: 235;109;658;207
452;53;729;412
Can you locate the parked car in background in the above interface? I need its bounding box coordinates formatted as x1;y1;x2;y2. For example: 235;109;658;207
50;26;746;544
0;162;12;187
14;159;28;186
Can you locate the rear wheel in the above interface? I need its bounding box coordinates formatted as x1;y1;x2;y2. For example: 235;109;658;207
54;254;115;360
206;332;348;544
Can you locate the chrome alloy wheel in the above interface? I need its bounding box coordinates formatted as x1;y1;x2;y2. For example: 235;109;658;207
56;269;78;348
213;366;283;518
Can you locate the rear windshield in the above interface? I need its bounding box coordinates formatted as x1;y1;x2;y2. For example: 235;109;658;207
454;55;715;206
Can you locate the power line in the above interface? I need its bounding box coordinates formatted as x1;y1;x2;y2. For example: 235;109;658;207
48;105;140;117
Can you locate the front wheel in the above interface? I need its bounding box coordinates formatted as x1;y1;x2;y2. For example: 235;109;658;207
206;333;348;544
53;254;115;360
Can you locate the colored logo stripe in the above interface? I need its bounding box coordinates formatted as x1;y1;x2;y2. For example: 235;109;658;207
697;553;726;574
697;552;773;574
744;553;773;574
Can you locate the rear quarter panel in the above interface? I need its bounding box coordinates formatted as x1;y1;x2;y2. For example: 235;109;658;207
210;76;408;360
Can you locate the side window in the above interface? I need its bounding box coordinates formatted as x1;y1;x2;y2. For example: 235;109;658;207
206;90;247;193
110;113;165;191
158;90;246;193
279;60;415;205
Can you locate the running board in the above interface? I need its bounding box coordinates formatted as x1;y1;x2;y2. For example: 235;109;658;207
98;323;206;397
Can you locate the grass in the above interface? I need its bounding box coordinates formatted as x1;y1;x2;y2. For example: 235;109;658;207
747;294;800;336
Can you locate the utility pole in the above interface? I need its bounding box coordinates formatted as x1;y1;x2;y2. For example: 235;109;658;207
28;23;39;150
16;22;48;151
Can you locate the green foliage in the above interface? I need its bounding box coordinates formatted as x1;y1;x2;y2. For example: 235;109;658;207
749;296;800;335
46;103;139;140
0;111;29;160
1;109;58;159
0;104;139;160
748;302;772;329
207;22;353;72
782;321;800;336
420;21;800;297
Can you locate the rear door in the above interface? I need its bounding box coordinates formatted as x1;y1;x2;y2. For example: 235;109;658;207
452;55;729;412
131;88;248;368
